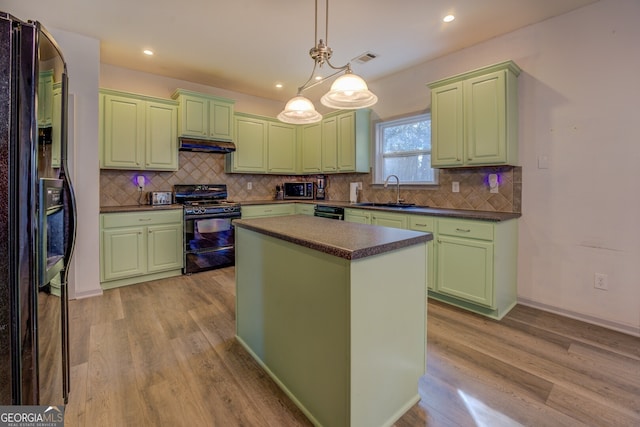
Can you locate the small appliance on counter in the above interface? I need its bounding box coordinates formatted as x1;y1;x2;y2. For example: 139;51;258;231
316;176;326;200
283;182;314;200
349;182;362;203
150;191;172;206
275;185;284;200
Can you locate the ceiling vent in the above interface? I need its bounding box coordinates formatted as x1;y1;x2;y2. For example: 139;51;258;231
353;52;378;64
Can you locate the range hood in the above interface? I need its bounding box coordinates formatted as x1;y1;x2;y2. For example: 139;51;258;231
179;137;236;153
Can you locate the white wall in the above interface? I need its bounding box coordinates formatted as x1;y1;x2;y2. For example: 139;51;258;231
369;0;640;335
49;28;102;299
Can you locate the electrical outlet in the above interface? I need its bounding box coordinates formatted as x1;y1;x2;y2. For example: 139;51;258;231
452;182;460;193
594;273;608;290
247;182;252;190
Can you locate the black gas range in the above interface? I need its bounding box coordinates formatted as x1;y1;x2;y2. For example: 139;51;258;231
174;184;241;274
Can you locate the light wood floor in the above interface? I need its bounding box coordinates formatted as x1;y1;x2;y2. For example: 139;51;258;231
65;268;640;426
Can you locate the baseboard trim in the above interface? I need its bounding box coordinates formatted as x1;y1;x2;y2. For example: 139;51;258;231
517;297;640;338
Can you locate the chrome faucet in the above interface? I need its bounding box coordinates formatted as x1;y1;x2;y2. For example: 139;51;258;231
384;174;402;204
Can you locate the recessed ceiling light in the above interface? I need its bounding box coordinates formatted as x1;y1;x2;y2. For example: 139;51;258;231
443;14;455;23
275;83;283;89
143;49;154;56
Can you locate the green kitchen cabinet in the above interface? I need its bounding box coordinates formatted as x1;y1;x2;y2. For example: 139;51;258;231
100;209;183;289
38;70;53;127
429;61;520;168
432;217;517;319
408;215;436;291
171;89;235;141
344;208;371;224
100;89;178;171
299;122;323;173
321;115;338;172
268;121;297;174
371;210;408;229
295;203;316;216
229;114;268;173
228;114;298;174
51;83;62;168
241;203;296;219
322;110;370;173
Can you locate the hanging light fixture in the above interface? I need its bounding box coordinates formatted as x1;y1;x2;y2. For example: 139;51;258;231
277;0;377;124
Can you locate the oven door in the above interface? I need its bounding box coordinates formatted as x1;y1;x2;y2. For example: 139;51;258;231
184;215;237;274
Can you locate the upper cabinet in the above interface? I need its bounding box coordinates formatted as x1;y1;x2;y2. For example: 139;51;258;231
308;109;371;174
226;113;298;174
99;89;178;171
429;61;520;168
171;89;235;142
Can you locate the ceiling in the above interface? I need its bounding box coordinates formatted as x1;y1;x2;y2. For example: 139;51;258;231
3;0;597;102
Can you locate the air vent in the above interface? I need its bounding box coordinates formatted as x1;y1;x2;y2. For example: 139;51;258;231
353;52;378;64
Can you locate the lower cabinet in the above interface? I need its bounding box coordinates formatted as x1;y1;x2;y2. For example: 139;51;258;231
432;217;518;319
345;208;518;319
407;215;436;291
344;208;371;224
241;203;296;218
370;211;407;229
100;209;183;289
295;203;315;215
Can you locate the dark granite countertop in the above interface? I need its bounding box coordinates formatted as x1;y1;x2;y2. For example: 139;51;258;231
100;204;183;213
237;199;520;222
234;215;433;260
100;200;520;222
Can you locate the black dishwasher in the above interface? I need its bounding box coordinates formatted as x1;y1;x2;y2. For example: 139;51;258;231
314;205;345;220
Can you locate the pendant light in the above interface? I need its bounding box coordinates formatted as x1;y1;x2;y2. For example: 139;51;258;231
278;0;377;124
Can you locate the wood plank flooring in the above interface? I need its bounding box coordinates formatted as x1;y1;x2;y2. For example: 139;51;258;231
64;268;640;426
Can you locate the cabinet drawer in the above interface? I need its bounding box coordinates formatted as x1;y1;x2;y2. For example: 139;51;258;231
102;210;182;228
438;218;493;241
408;215;435;232
241;204;295;218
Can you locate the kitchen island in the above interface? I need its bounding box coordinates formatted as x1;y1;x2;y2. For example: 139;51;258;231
234;215;432;427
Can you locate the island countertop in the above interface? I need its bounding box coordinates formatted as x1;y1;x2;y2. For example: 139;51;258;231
234;214;433;260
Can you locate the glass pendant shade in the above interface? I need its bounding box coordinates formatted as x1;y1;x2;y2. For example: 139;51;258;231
320;72;378;109
277;95;323;124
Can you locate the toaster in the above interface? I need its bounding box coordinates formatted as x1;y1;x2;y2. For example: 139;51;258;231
150;191;172;206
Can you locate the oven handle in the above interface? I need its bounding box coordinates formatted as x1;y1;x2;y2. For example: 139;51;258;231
184;213;242;221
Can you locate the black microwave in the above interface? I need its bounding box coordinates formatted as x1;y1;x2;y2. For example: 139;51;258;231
283;182;314;200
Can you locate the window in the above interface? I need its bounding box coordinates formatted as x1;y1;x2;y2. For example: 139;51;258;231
374;112;437;185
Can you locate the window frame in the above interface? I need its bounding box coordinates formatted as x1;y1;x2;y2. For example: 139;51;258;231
373;111;438;186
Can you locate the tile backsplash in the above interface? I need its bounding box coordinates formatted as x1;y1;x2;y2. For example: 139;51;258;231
100;151;521;213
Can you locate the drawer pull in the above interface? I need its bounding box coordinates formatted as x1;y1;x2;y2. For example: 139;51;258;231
456;228;471;233
139;218;152;222
265;209;272;213
415;223;427;227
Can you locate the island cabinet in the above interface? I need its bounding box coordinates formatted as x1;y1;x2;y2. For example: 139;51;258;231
226;114;297;174
100;209;183;289
99;89;178;171
433;217;517;319
171;89;235;142
429;61;520;168
234;216;430;427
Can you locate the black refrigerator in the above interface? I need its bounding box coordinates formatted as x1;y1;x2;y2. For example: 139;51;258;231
0;12;76;405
